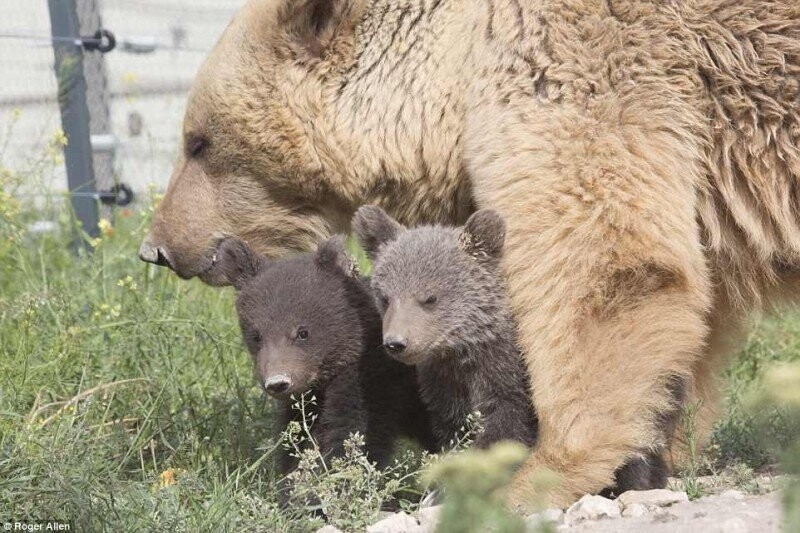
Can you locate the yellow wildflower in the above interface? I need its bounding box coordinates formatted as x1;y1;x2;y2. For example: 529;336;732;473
156;468;186;489
117;275;139;292
122;72;138;85
52;128;68;147
98;218;114;237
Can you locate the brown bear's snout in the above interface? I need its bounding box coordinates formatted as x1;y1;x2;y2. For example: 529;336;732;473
382;299;433;363
138;240;173;269
264;374;292;397
383;335;407;354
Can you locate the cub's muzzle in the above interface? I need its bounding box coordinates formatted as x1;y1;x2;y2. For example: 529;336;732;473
264;374;292;397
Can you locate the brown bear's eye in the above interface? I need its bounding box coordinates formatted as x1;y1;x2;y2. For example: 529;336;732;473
422;295;438;306
185;134;208;158
295;327;309;341
248;330;262;345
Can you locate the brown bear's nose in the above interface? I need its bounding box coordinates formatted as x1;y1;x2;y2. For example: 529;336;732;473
383;336;407;354
264;375;292;396
138;241;172;268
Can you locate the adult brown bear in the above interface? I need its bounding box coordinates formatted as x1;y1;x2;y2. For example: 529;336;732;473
139;0;800;508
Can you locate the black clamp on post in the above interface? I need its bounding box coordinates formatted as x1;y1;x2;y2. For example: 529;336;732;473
98;184;134;206
82;29;116;53
90;183;133;207
71;184;134;206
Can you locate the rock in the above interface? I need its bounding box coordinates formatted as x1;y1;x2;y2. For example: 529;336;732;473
417;505;442;532
559;492;781;532
315;526;343;533
714;517;748;533
621;502;648;518
366;511;421;533
564;495;621;526
525;507;564;528
650;509;678;523
618;489;689;508
719;489;746;500
755;475;778;493
541;507;565;524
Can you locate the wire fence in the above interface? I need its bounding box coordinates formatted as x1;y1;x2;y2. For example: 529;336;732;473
1;0;244;205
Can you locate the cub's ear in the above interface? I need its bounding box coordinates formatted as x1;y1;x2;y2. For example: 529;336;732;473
316;235;359;277
211;237;266;290
352;205;404;261
280;0;366;56
459;209;507;261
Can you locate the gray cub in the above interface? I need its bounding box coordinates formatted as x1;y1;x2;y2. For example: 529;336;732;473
353;206;538;449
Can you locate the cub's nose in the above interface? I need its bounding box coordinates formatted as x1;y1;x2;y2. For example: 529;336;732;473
264;375;292;396
383;336;407;354
138;240;172;268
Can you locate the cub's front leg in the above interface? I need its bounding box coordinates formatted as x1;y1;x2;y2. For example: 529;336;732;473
316;370;368;462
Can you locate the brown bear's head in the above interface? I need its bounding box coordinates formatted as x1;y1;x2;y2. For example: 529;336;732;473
212;234;373;399
139;0;369;284
139;0;476;284
353;205;510;365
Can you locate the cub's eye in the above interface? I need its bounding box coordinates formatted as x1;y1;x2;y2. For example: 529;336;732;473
247;331;262;345
295;327;309;342
422;295;438;306
185;134;208;158
376;293;389;309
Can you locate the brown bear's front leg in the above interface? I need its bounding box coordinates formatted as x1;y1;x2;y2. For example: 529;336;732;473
501;238;709;507
466;90;711;508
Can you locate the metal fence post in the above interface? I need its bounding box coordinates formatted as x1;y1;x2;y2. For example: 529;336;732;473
48;0;99;243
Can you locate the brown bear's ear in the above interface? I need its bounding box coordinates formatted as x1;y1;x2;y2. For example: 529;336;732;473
352;205;404;261
211;237;267;290
459;209;507;262
280;0;365;57
315;234;359;278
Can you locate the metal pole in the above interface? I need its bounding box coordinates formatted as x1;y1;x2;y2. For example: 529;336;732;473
48;0;99;244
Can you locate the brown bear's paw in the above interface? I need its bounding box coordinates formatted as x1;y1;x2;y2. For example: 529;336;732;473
505;457;571;512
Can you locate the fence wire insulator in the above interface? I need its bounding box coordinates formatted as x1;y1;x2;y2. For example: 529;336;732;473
82;29;116;53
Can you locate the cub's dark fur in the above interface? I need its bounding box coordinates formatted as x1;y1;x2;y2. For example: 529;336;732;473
353;206;538;450
212;235;435;477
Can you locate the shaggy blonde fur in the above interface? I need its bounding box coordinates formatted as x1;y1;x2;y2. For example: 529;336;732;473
143;0;800;508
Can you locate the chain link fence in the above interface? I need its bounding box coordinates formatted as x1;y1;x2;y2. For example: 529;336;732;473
1;0;244;203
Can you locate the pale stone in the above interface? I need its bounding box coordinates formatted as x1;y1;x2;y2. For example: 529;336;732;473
525;507;564;529
417;505;442;532
564;494;621;526
366;511;422;533
315;526;344;533
618;489;689;508
621;502;649;518
541;507;565;524
719;489;746;500
713;517;749;533
555;492;780;532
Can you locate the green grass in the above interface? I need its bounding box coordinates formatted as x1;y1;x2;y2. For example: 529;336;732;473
0;155;438;530
711;312;800;470
1;141;800;530
0;193;289;530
